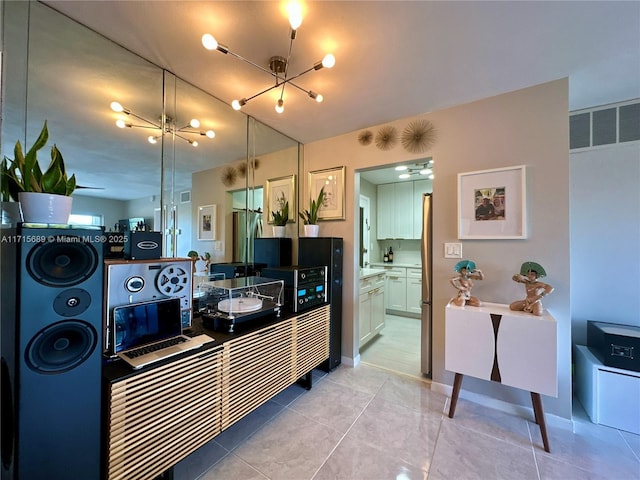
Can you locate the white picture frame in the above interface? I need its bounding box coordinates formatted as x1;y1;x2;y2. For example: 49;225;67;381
457;165;527;239
308;166;346;221
265;174;296;224
197;204;216;241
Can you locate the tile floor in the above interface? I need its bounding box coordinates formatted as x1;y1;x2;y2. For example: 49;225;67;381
173;362;640;480
359;314;422;378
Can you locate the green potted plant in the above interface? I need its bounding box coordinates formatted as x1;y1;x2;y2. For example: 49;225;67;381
1;120;77;224
299;187;325;237
271;200;289;237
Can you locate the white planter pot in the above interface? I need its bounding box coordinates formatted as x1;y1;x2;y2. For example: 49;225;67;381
272;225;286;238
303;224;319;237
19;192;73;224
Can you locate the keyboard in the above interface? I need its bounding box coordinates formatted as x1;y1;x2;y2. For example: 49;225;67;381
124;336;188;359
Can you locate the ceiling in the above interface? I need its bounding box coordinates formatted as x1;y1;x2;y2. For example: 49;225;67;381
42;0;639;148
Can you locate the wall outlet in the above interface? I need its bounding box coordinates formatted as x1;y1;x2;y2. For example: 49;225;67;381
444;242;462;258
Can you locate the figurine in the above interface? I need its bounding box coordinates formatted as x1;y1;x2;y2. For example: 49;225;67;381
509;261;554;316
200;252;212;273
449;259;484;307
187;250;199;274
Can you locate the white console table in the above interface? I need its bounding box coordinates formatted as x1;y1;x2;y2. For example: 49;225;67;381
445;303;558;452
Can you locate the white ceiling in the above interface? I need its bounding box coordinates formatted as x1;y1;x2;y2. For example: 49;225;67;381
43;0;640;147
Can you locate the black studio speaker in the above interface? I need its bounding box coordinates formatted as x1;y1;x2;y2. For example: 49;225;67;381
1;225;104;480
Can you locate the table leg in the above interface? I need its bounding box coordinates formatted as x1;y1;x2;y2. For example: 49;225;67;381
448;373;464;418
531;392;551;453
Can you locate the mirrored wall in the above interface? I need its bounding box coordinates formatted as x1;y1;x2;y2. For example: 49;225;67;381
1;1;300;264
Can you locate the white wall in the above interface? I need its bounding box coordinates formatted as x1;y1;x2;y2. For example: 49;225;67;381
303;79;572;418
570;142;640;343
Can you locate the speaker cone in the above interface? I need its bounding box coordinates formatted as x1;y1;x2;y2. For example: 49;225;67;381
25;320;97;374
27;237;99;287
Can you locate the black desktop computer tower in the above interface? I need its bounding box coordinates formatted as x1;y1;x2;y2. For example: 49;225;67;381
254;237;292;268
298;237;343;371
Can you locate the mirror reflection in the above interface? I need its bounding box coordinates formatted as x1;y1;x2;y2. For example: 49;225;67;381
1;1;301;266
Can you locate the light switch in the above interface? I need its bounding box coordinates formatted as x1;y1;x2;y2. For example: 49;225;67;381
444;242;462;258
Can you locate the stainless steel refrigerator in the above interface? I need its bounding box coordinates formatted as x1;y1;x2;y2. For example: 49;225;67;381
420;193;433;375
232;209;262;263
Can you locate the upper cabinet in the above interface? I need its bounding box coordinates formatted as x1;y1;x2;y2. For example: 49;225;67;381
377;180;432;240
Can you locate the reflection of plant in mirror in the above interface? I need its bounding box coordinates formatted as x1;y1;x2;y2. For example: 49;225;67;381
299;187;325;225
271;200;289;226
1;120;77;201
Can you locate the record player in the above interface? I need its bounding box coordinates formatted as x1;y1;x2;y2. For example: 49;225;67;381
198;276;284;332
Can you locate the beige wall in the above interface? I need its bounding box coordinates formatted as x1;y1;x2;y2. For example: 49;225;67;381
303;79;572;418
191;146;299;263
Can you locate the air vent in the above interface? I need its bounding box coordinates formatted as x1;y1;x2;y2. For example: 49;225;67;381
570;100;640;150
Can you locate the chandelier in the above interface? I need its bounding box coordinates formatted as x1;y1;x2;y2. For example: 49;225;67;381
109;102;215;147
201;3;335;114
396;159;434;180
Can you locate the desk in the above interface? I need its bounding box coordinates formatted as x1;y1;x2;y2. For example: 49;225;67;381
445;303;557;452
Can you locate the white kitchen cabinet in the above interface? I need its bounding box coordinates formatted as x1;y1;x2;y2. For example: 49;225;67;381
376;182;413;239
376;184;394;239
406;268;423;314
359;272;386;347
385;267;407;311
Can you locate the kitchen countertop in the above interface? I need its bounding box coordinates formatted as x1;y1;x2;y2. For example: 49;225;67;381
370;262;422;269
359;267;386;279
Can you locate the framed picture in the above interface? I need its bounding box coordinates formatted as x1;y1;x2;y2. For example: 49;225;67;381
197;204;216;240
309;166;346;220
265;174;296;224
457;165;527;239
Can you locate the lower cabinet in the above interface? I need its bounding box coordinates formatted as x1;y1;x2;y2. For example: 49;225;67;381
105;305;330;480
359;273;385;347
406;268;422;315
385;267;407;311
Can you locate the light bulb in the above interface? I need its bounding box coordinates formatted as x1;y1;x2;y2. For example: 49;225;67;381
191;140;199;147
287;2;303;30
395;165;408;171
110;101;123;112
205;130;215;138
190;118;200;128
399;173;410;179
275;99;284;114
201;33;218;50
420;168;432;175
148;136;157;144
315;93;323;103
429;174;434;180
115;119;126;128
322;54;336;69
232;99;246;110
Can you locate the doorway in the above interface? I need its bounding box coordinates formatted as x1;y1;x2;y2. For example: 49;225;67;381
357;161;433;379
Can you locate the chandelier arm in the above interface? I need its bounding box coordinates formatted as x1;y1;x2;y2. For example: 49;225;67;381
226;50;281;80
127;124;162;131
125;111;160;128
173;132;195;144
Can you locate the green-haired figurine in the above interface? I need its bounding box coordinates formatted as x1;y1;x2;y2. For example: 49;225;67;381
449;259;484;307
509;261;554;316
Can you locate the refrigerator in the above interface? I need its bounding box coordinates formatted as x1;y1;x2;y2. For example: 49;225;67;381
232;209;262;263
420;193;433;375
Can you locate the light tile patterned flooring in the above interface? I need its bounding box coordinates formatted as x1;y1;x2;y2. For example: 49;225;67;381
172;315;640;479
359;314;422;378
